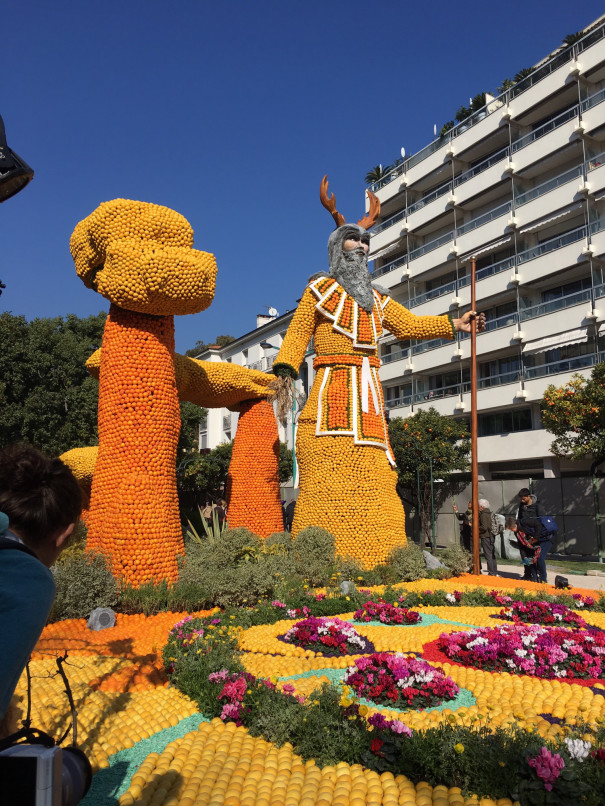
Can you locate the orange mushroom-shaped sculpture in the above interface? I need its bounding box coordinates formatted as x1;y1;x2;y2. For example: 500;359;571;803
70;199;275;585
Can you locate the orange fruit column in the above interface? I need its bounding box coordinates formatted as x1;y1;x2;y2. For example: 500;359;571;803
86;303;183;585
226;399;284;537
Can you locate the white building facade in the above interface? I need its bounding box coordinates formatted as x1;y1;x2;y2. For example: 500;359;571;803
369;17;605;480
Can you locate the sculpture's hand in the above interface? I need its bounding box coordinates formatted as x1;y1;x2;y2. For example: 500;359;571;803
453;311;486;333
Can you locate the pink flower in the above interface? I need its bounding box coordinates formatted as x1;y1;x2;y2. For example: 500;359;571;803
527;746;565;791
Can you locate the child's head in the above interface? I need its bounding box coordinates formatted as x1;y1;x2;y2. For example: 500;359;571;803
0;444;82;565
505;516;518;532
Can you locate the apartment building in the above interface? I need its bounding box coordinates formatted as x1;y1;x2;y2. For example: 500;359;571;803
370;17;605;480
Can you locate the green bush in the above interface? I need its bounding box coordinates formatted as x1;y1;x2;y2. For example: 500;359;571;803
265;531;292;551
119;579;212;614
335;554;364;583
292;526;336;586
440;544;472;576
388;541;426;581
50;551;118;621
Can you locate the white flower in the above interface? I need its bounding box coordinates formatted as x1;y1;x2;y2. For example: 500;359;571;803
554;613;563;621
565;738;592;761
576;601;584;608
466;637;489;649
446;593;456;604
514;649;528;658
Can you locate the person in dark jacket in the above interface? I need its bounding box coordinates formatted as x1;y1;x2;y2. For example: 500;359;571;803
478;498;498;576
0;444;82;737
452;501;472;552
518;488;539;522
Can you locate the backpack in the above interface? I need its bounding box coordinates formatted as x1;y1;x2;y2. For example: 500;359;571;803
490;511;501;537
538;515;558;537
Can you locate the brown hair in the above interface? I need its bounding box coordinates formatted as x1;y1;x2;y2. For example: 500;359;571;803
0;444;82;545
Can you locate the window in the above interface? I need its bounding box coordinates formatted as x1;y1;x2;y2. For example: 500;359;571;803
478;409;532;437
540;277;592;302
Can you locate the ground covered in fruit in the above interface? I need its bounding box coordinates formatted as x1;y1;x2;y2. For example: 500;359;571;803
13;575;605;806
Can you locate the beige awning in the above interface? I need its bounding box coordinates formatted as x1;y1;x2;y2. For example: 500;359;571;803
459;236;512;262
518;203;583;235
522;328;588;353
369;241;405;262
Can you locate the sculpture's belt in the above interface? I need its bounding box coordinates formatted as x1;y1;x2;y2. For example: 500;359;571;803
313;354;380;370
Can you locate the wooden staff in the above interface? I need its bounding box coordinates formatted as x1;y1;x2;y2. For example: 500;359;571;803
470;257;480;575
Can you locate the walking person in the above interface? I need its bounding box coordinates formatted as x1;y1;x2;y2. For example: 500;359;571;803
478;498;498;576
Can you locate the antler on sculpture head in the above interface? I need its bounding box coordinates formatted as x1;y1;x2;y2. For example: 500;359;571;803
320;175;380;231
320;175;346;228
357;190;380;231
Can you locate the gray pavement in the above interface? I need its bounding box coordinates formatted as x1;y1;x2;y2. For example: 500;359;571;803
480;562;605;592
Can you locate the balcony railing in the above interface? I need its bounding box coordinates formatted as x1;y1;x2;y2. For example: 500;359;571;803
581;87;605;113
518;288;592;321
371;252;408;279
515;164;583;206
587;150;605;171
413;382;470;404
457;202;512;236
247;355;277;372
511;105;579;153
524;352;598;380
409;280;456;308
460;311;518;340
589;218;605;235
408;181;452;215
454;147;510;188
373;208;407;235
594;282;605;300
385;395;412;409
411;337;451;356
517;225;587;264
478;369;521;389
476;255;515;282
382;346;410;364
409;230;455;262
369;21;605;194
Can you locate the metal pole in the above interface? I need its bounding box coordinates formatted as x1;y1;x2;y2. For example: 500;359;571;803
416;464;422;544
430;456;436;551
470;257;480;575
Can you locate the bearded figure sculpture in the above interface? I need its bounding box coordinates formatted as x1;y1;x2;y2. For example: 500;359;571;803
272;177;480;567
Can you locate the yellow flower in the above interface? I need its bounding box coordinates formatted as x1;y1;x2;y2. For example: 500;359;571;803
454;743;465;754
358;705;369;716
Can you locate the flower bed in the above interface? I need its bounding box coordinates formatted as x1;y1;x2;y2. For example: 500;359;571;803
438;623;605;679
499;599;588;628
282;616;371;656
343;652;459;708
353;599;421;625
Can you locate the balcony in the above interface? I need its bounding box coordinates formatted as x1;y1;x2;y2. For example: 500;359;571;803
517;225;587;264
581;86;605;114
511;109;580;173
524;352;599;380
373;208;407;235
512;105;579;153
385;395;412;409
455;201;512;256
412;382;469;405
382;346;410;364
371;252;408;280
476;255;515;282
409;230;455;262
478;369;522;389
519;288;592;322
410;337;451;356
581;87;605;135
409;280;456;308
515;164;583;207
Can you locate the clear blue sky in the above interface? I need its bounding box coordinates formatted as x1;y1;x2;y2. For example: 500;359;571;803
2;1;603;353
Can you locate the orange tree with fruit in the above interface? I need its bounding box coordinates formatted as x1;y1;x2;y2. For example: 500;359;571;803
67;199;277;585
271;177;483;567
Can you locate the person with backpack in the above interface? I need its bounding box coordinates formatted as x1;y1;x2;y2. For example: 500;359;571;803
519;514;558;584
478;498;498;576
0;443;82;736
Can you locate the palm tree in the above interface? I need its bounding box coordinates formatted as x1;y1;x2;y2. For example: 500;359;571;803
364;164;392;186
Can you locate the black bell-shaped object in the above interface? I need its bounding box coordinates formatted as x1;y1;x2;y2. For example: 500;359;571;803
0;114;33;203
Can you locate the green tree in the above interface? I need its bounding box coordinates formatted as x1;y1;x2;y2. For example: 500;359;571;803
185;334;235;358
540;363;605;461
0;311;106;456
178;401;208;453
180;440;293;501
389;408;470;544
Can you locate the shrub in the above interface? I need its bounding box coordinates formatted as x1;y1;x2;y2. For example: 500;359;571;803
51;551;118;621
292;526;336;586
440;544;472;576
336;554;364;582
388;541;426;581
265;531;292;551
55;520;88;565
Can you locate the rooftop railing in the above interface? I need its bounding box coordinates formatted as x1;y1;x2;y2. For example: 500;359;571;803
518;287;591;321
515;164;583;206
517;224;587;264
369;21;605;193
511;105;579;153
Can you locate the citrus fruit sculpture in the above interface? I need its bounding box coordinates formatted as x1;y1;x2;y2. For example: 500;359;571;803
271;178;456;567
69;199;273;584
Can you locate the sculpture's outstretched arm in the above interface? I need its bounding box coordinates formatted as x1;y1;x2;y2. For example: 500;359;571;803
86;349;273;410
